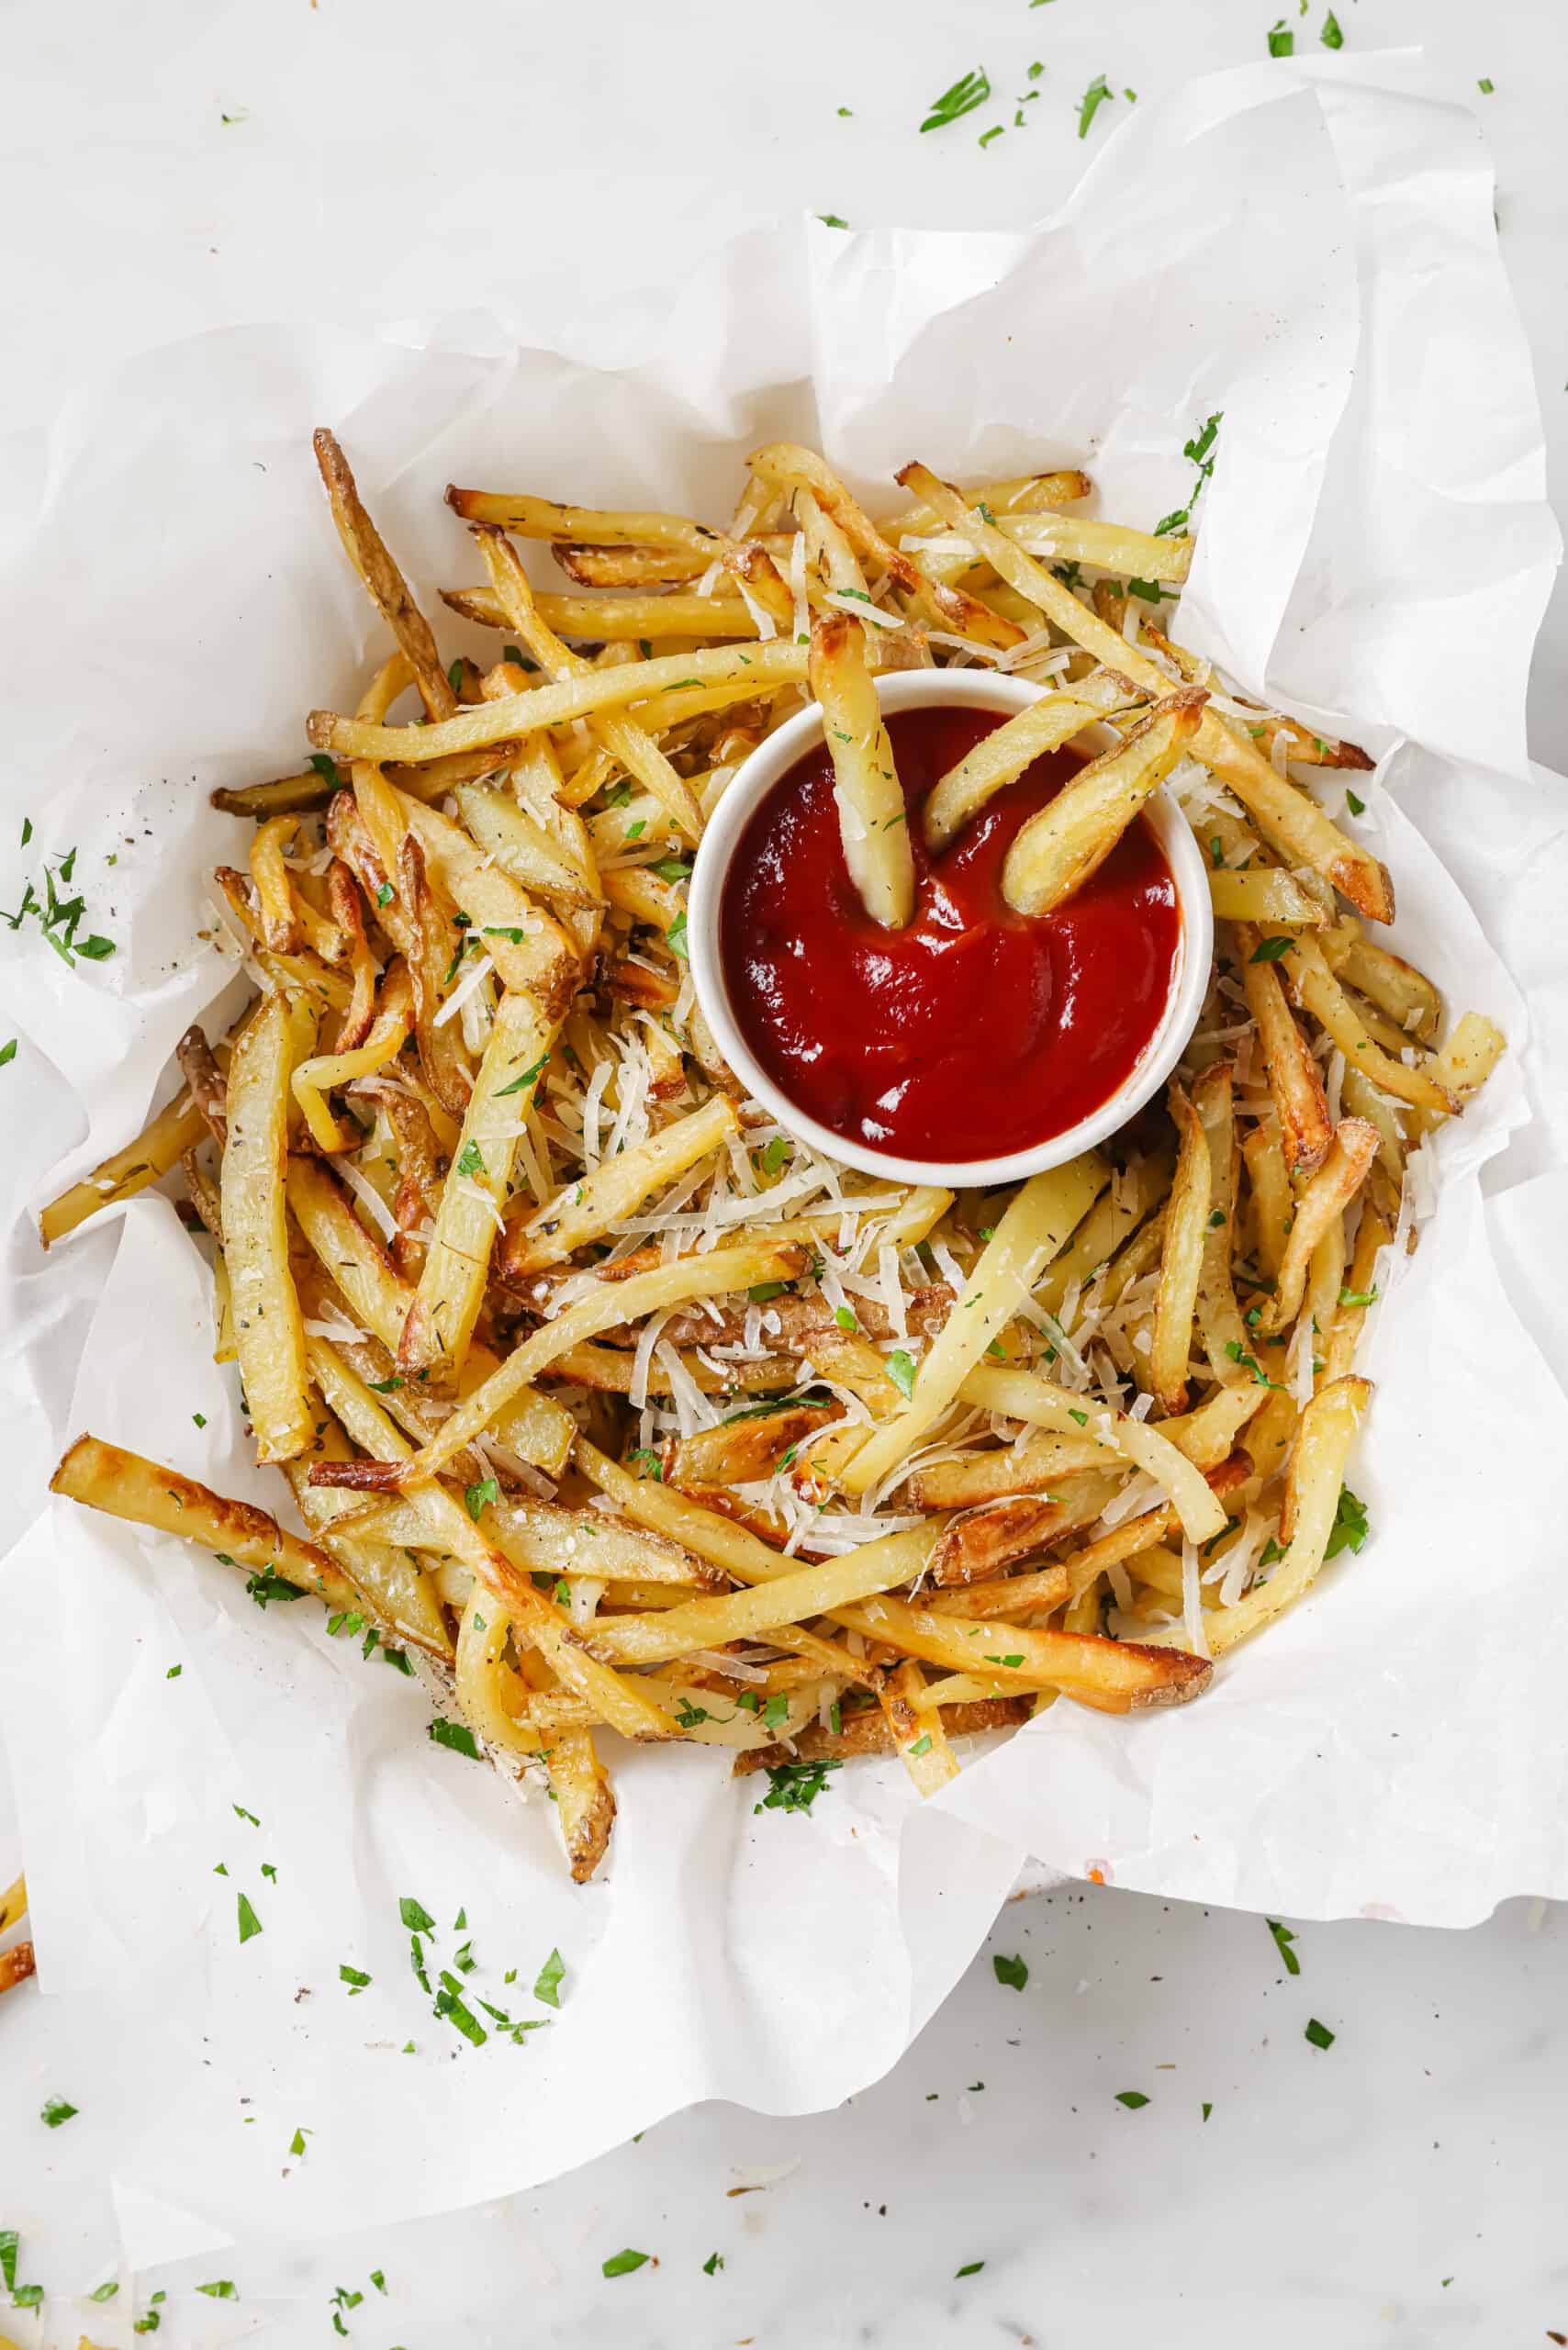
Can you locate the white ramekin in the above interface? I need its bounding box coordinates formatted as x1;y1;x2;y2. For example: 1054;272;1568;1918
687;668;1212;1190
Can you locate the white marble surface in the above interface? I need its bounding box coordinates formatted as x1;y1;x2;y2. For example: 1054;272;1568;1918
4;0;1567;2341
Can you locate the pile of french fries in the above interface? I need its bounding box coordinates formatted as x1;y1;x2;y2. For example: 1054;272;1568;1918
42;432;1505;1881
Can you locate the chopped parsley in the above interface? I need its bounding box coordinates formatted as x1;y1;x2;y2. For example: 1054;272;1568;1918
1224;1339;1283;1390
0;1038;14;1069
1320;7;1343;45
992;1953;1028;1991
703;2252;724;2275
40;2097;78;2128
755;1758;841;1814
236;1893;263;1943
454;1139;486;1181
886;1348;917;1399
433;1971;487;2044
920;67;991;132
602;2249;651;2278
1076;73;1113;138
1305;2017;1336;2049
957;2260;986;2277
339;1964;371;1993
1267;17;1294;56
1;844;117;967
1326;1484;1370;1560
1338;1283;1379;1309
1114;2090;1149;2109
977;124;1004;149
909;1732;933;1758
430;1718;482;1760
465;1476;498;1522
1249;934;1294;963
759;1136;791;1176
1266;1919;1301;1975
196;2280;237;2299
818;212;849;229
533;1946;566;2008
495;1052;550;1099
1202;2100;1214;2121
244;1565;307;1607
89;2280;119;2301
1477;76;1494;94
289;2126;310;2155
1345;788;1367;815
666;911;689;962
399;1896;437;1934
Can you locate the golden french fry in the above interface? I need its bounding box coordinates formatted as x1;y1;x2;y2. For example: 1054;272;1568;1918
1258;1118;1379;1337
453;780;602;911
221;993;313;1462
1206;868;1326;925
808;610;913;927
922;693;1115;854
1001;690;1205;918
1237;923;1334;1178
50;1435;359;1611
1195;1378;1372;1654
1282;935;1457;1115
879;1659;961;1793
39;1087;207;1249
314;429;456;721
1320;923;1441;1044
838;1155;1107;1495
400;990;557;1383
500;1095;739;1278
1149;1082;1210;1415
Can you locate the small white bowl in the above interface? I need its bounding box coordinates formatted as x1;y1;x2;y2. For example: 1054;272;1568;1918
687;668;1212;1190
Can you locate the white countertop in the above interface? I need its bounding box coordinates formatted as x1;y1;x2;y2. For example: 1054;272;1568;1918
4;0;1566;2341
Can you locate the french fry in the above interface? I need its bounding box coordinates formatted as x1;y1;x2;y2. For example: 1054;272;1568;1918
0;1940;36;1998
453;780;602;911
958;1366;1229;1542
1242;1115;1294;1276
833;1591;1211;1713
1258;1119;1379;1337
837;1155;1106;1495
291;960;414;1154
1324;1202;1390;1382
1207;868;1326;925
220;993;312;1461
1149;1082;1211;1415
893;461;1394;922
308;639;812;766
1423;1008;1506;1110
1320;923;1441;1044
1237;923;1334;1177
399;990;557;1383
592;1522;940;1667
0;1875;25;1934
1190;1378;1372;1654
39;1086;206;1248
1192;1058;1249;1379
879;1659;962;1793
1035;1152;1171;1314
922;692;1114;854
808;611;913;928
50;1435;359;1611
1002;690;1205;917
500;1096;739;1277
1282;935;1457;1114
925;1502;1082;1591
313;430;455;721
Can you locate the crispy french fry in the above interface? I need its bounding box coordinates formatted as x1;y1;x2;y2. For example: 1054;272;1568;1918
1036;1152;1172;1313
838;1155;1106;1495
958;1366;1228;1543
1258;1118;1379;1337
1325;1202;1390;1382
500;1096;739;1277
50;1435;359;1610
834;1590;1211;1712
808;611;913;928
922;692;1114;854
221;994;312;1461
1002;690;1205;917
400;990;557;1383
1320;923;1441;1044
308;638;812;766
1237;923;1334;1177
39;1087;206;1248
314;430;455;721
1282;935;1456;1114
1424;1008;1506;1110
592;1522;939;1667
1193;1378;1372;1653
1207;868;1326;925
291;961;414;1154
1149;1082;1210;1415
879;1659;962;1792
453;780;601;911
1242;1115;1294;1277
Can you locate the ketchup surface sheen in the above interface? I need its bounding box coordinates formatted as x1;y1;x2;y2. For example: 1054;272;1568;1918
719;704;1180;1163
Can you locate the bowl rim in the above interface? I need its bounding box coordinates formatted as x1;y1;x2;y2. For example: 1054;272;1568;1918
686;668;1214;1190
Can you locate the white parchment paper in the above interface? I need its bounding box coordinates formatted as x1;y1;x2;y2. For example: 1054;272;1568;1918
0;53;1562;2251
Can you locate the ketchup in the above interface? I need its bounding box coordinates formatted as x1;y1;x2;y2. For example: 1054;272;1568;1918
718;704;1180;1164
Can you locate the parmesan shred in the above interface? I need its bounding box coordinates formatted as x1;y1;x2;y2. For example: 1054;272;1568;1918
433;951;495;1029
